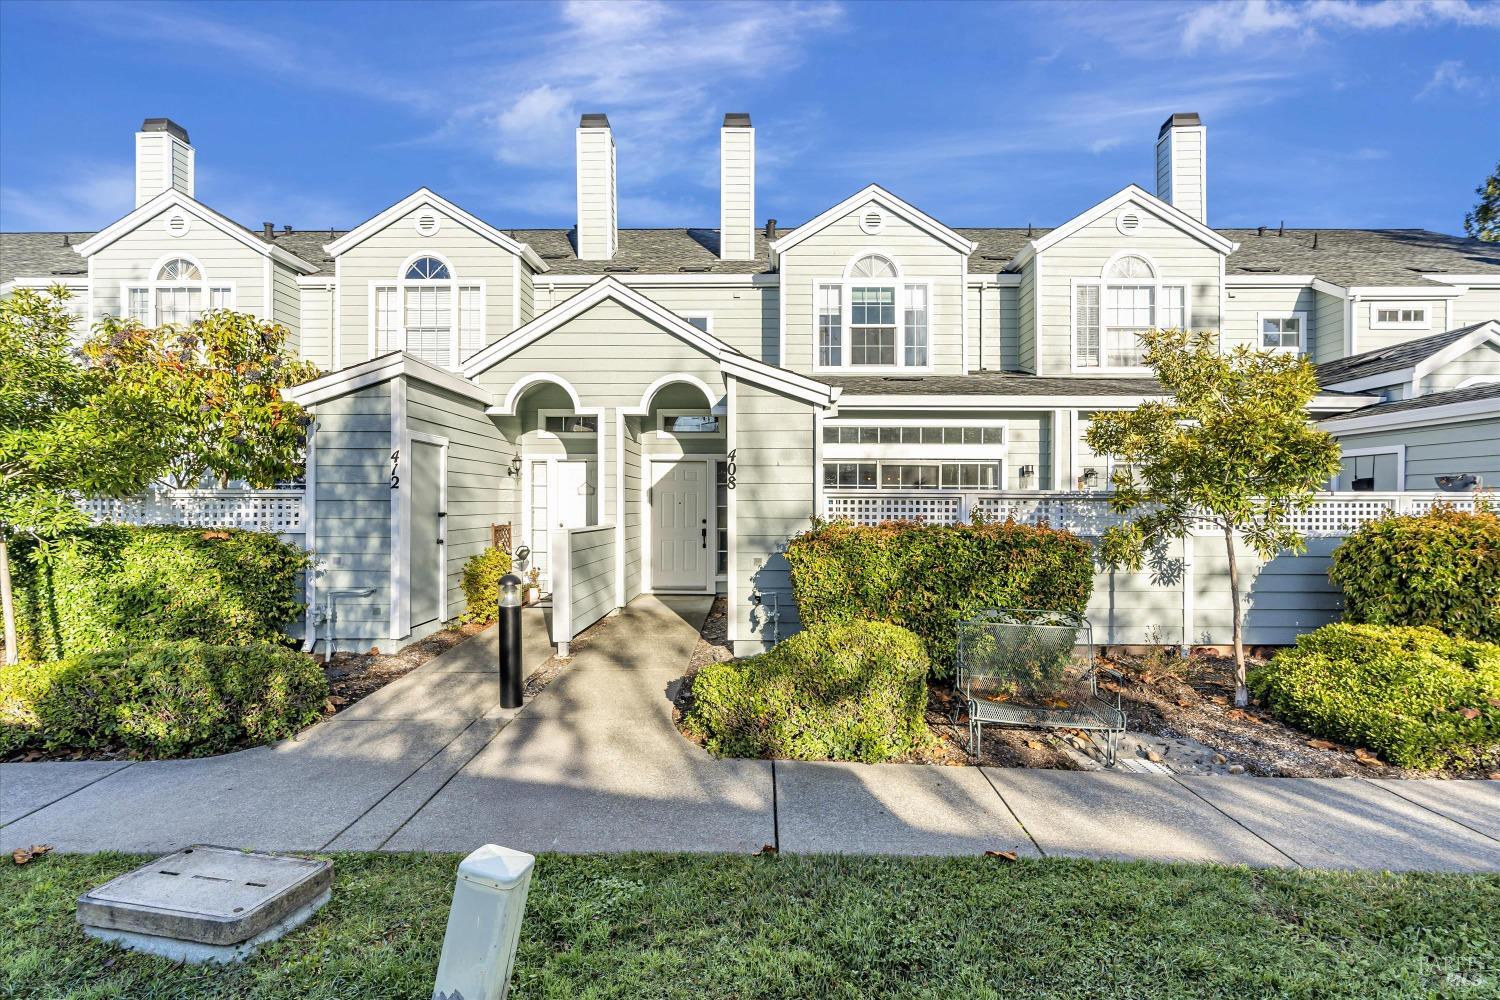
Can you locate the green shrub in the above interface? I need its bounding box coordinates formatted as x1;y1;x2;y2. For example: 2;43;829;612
0;641;328;757
683;621;931;763
1329;505;1500;642
1249;624;1500;769
785;519;1093;675
460;547;514;624
11;525;309;661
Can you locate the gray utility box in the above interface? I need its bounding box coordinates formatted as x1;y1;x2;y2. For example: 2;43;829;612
77;845;332;963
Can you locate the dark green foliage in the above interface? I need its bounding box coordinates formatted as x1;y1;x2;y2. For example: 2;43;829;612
1249;623;1500;769
11;524;309;660
785;519;1093;675
460;547;514;624
1329;505;1500;642
683;621;931;763
0;641;328;757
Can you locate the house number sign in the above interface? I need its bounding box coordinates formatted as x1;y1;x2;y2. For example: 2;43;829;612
390;449;400;490
724;450;736;490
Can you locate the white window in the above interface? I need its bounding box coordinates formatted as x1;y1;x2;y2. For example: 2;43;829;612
824;424;1003;446
370;255;482;370
659;412;721;434
1338;450;1402;492
816;254;931;371
540;411;598;436
1072;253;1186;370
1259;312;1306;353
681;313;713;334
822;460;1001;491
1370;304;1430;330
121;256;233;326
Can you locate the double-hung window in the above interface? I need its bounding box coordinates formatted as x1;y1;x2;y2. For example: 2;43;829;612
1259;312;1306;353
371;256;483;370
815;254;930;371
122;257;233;326
1073;253;1186;370
1369;304;1430;330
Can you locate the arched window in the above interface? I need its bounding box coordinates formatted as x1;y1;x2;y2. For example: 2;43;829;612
157;258;202;281
846;254;898;278
123;256;231;326
1073;251;1185;370
371;254;482;370
816;253;927;371
404;256;450;280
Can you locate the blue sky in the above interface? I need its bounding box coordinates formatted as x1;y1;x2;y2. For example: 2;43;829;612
2;0;1497;235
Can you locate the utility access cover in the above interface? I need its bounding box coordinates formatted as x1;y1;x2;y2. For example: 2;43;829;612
77;845;332;947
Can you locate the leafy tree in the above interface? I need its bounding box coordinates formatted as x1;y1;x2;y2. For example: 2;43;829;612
85;310;320;488
0;288;170;662
1465;161;1499;242
1084;328;1342;705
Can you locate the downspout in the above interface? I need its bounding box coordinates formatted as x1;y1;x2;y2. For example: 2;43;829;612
301;420;319;652
977;283;985;371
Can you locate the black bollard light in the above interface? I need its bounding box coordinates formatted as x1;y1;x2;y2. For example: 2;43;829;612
498;572;524;709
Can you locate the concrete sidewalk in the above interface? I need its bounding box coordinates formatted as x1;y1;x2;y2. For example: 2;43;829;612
3;596;1498;872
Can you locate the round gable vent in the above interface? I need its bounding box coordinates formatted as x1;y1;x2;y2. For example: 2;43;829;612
166;213;191;238
1116;211;1142;235
859;207;885;235
415;213;441;237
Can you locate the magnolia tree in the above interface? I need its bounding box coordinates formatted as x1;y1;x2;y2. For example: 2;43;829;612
0;288;171;661
0;293;319;662
86;311;320;488
1084;328;1342;706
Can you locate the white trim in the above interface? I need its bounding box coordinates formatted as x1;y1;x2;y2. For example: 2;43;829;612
624;372;725;414
1224;274;1316;287
1013;186;1237;268
324;188;548;271
679;311;715;335
965;273;1023;287
770;183;977;256
1412;321;1500;393
811;274;936;375
73;188;317;273
262;257;272;321
1321;369;1414;395
813;408;824;514
332;257;343;369
959;252;970;373
117;255;238;327
541;273;779;287
1333;444;1405;491
1068;273;1188;374
281;351;492;408
1349;286;1463;299
389;378;409;641
1255;310;1309;355
1322;395;1500;434
1456;375;1500;388
409;430;450;624
654;409;724;435
492;372;584;416
1369;301;1434;330
463;276;838;409
1422;274;1500;287
615;410;626;608
365;253;484;370
726;377;738;644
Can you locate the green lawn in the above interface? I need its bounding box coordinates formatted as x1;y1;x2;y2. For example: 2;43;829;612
3;852;1497;999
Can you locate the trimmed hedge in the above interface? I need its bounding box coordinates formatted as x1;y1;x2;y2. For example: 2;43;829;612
460;547;514;624
785;519;1093;675
1249;624;1500;769
0;641;329;758
1328;504;1500;642
11;525;308;661
683;621;931;763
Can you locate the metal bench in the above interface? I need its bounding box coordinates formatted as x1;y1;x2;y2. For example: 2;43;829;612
955;609;1126;767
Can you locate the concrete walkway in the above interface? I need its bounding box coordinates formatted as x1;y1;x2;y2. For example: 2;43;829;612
3;596;1498;872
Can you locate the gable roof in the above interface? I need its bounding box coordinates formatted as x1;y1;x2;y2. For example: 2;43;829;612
1317;321;1500;389
770;184;977;257
1010;186;1238;268
462;275;838;408
71;189;318;274
324;188;548;271
1319;381;1500;434
281;350;491;408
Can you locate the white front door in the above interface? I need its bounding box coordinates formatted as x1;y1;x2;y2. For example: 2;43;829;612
526;458;591;591
652;461;708;591
554;460;590;529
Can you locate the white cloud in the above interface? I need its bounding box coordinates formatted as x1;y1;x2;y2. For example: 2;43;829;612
0;163;132;230
1416;58;1488;98
1183;0;1500;51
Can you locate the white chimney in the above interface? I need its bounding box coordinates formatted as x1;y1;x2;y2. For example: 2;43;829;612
1154;112;1206;224
135;118;194;207
575;113;617;261
719;113;755;260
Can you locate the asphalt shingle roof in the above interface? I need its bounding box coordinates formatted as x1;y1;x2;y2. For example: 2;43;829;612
7;219;1499;286
1320;381;1500;420
1315;323;1491;386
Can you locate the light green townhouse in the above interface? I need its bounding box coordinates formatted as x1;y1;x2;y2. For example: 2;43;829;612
3;113;1498;656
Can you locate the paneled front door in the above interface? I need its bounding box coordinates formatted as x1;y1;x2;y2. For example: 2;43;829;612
651;461;708;591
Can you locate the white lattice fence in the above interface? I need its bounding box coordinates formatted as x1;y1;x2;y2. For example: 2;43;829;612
823;493;961;525
80;489;306;535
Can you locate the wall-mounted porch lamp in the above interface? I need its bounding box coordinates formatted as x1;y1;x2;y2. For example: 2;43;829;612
1019;464;1035;481
506;456;523;478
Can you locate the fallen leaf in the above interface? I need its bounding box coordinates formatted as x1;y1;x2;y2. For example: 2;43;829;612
1456;708;1481;720
1353;748;1380;763
11;844;51;865
755;844;777;856
1175;698;1192;708
1026;740;1046;750
1306;738;1337;751
984;850;1019;862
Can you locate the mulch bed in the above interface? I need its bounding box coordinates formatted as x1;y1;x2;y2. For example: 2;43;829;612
319;620;489;714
